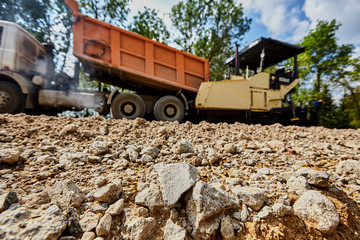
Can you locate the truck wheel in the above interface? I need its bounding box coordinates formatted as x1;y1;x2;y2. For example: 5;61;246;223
154;95;185;122
111;93;146;119
0;82;25;114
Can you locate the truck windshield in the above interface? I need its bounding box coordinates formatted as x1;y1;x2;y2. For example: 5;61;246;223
0;26;3;46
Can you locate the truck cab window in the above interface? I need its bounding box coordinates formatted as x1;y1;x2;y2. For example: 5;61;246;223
0;26;3;46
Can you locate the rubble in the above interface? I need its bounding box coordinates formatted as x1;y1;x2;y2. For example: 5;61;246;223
0;114;359;239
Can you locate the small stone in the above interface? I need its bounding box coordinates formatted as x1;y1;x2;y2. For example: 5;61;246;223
0;148;20;164
79;212;100;232
307;171;330;188
81;232;96;240
47;179;85;209
62;124;77;133
206;148;220;164
91;202;109;213
82;130;94;138
96;214;112;237
66;208;82;238
336;160;360;177
224;143;236;154
88;156;101;163
173;140;194;154
126;217;156;240
220;215;235;240
232;186;267;211
257;206;272;219
46;205;62;215
272;203;292;217
287;176;308;195
267;140;285;149
0;191;18;213
140;147;159;159
93;181;122;204
126;148;139;162
240;204;249;222
185;181;238;239
94;177;107;187
135;183;164;212
163;219;186;240
90;141;108;156
106;199;124;216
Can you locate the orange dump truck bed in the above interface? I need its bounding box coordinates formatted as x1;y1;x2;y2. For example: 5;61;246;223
65;0;209;94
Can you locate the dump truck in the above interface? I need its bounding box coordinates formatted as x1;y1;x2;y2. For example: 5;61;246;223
0;0;317;124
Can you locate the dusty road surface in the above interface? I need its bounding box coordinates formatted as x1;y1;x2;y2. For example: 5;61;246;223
0;113;360;239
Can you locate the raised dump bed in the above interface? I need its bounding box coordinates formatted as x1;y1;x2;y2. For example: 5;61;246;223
66;0;209;95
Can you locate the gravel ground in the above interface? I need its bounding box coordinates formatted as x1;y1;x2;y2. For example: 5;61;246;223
0;113;360;239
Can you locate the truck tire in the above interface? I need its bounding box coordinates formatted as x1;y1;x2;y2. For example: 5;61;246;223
111;93;146;119
0;81;25;114
153;95;185;122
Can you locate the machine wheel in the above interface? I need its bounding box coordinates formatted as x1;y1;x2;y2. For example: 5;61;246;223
111;93;146;119
153;95;185;122
0;81;25;114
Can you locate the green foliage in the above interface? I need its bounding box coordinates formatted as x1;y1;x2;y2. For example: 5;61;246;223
129;7;170;44
0;0;19;22
0;0;73;72
170;0;251;81
78;0;130;27
296;19;360;128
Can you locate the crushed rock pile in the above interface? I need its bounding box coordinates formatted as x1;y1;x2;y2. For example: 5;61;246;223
0;113;360;239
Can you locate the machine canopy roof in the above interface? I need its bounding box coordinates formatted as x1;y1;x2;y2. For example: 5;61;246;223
226;37;305;70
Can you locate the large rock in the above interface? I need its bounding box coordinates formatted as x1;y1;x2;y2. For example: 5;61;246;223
186;181;238;239
48;179;85;209
336;160;360;177
231;186;267;211
93;180;122;204
135;183;164;211
153;163;199;208
163;219;186;240
293;190;340;234
0;191;18;213
0;204;67;239
0;148;20;164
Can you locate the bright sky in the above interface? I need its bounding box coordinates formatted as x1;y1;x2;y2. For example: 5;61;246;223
128;0;360;56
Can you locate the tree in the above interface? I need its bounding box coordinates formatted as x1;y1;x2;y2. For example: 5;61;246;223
0;0;73;72
334;57;360;128
296;19;360;128
129;7;170;44
170;0;251;81
300;20;343;93
0;0;19;22
78;0;130;27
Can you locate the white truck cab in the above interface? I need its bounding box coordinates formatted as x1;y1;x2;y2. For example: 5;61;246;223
0;20;46;76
